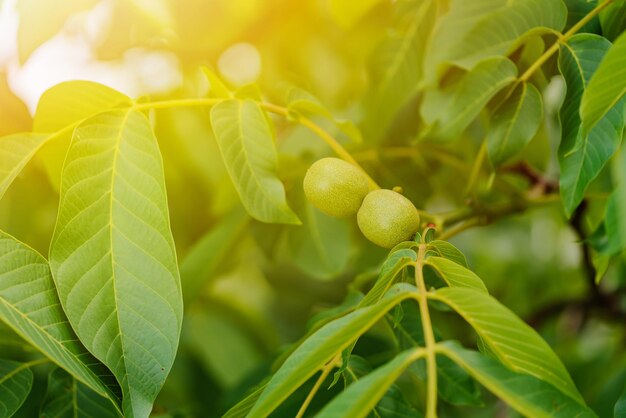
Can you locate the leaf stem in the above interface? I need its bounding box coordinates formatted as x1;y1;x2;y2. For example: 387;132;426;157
295;354;340;418
259;102;380;189
518;0;614;82
414;240;438;418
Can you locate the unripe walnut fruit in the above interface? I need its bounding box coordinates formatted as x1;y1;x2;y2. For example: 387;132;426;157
357;189;420;248
303;157;371;218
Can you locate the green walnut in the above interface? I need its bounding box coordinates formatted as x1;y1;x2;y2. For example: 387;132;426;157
303;157;371;218
357;189;420;248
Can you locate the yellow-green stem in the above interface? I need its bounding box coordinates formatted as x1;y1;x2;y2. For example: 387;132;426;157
295;354;340;418
518;0;614;82
415;242;438;418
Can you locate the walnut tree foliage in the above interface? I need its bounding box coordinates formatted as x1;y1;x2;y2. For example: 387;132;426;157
1;0;626;417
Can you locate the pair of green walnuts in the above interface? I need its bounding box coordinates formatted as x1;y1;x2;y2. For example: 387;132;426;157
303;158;420;248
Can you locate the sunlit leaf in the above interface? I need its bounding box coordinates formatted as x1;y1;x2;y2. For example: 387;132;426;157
201;67;233;99
0;359;33;418
0;231;121;409
558;34;624;216
248;284;417;418
423;0;566;81
210;99;301;225
430;287;584;403
0;133;46;200
581;32;626;135
424;256;488;293
49;110;183;418
316;348;426;418
421;57;517;141
16;0;98;63
40;368;120;418
33;81;132;192
487;82;543;166
439;342;596;418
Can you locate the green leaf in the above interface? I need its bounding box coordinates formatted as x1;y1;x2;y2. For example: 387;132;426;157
563;0;602;33
427;240;468;267
581;32;626;135
0;359;34;418
487;82;543;166
315;349;427;418
439;342;597;418
222;382;267;418
288;202;350;280
49;110;183;418
421;57;518;141
33;81;132;192
604;146;626;255
34;81;131;133
248;284;417;418
40;368;120;418
424;256;488;293
363;0;437;140
600;0;626;41
0;133;46;200
430;287;584;403
359;249;417;307
180;207;249;307
0;231;121;409
210;99;301;225
423;0;566;80
558;34;624;216
16;0;98;63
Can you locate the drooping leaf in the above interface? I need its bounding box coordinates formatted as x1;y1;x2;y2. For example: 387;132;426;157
424;256;488;293
363;0;437;140
315;348;427;418
16;0;99;63
180;207;249;307
604;146;626;255
33;81;132;192
430;287;584;403
581;32;626;135
600;0;626;41
558;34;624;216
423;0;566;81
288;202;350;280
0;73;31;136
426;240;467;267
248;284;417;418
0;134;46;200
487;82;543;166
421;57;518;141
210;99;301;225
49;110;183;418
40;368;120;418
0;359;34;418
439;342;596;418
0;231;121;409
359;248;417;307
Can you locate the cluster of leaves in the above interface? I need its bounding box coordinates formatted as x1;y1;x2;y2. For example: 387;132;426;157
0;0;626;417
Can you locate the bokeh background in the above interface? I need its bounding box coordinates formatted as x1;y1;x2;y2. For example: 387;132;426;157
1;0;625;416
